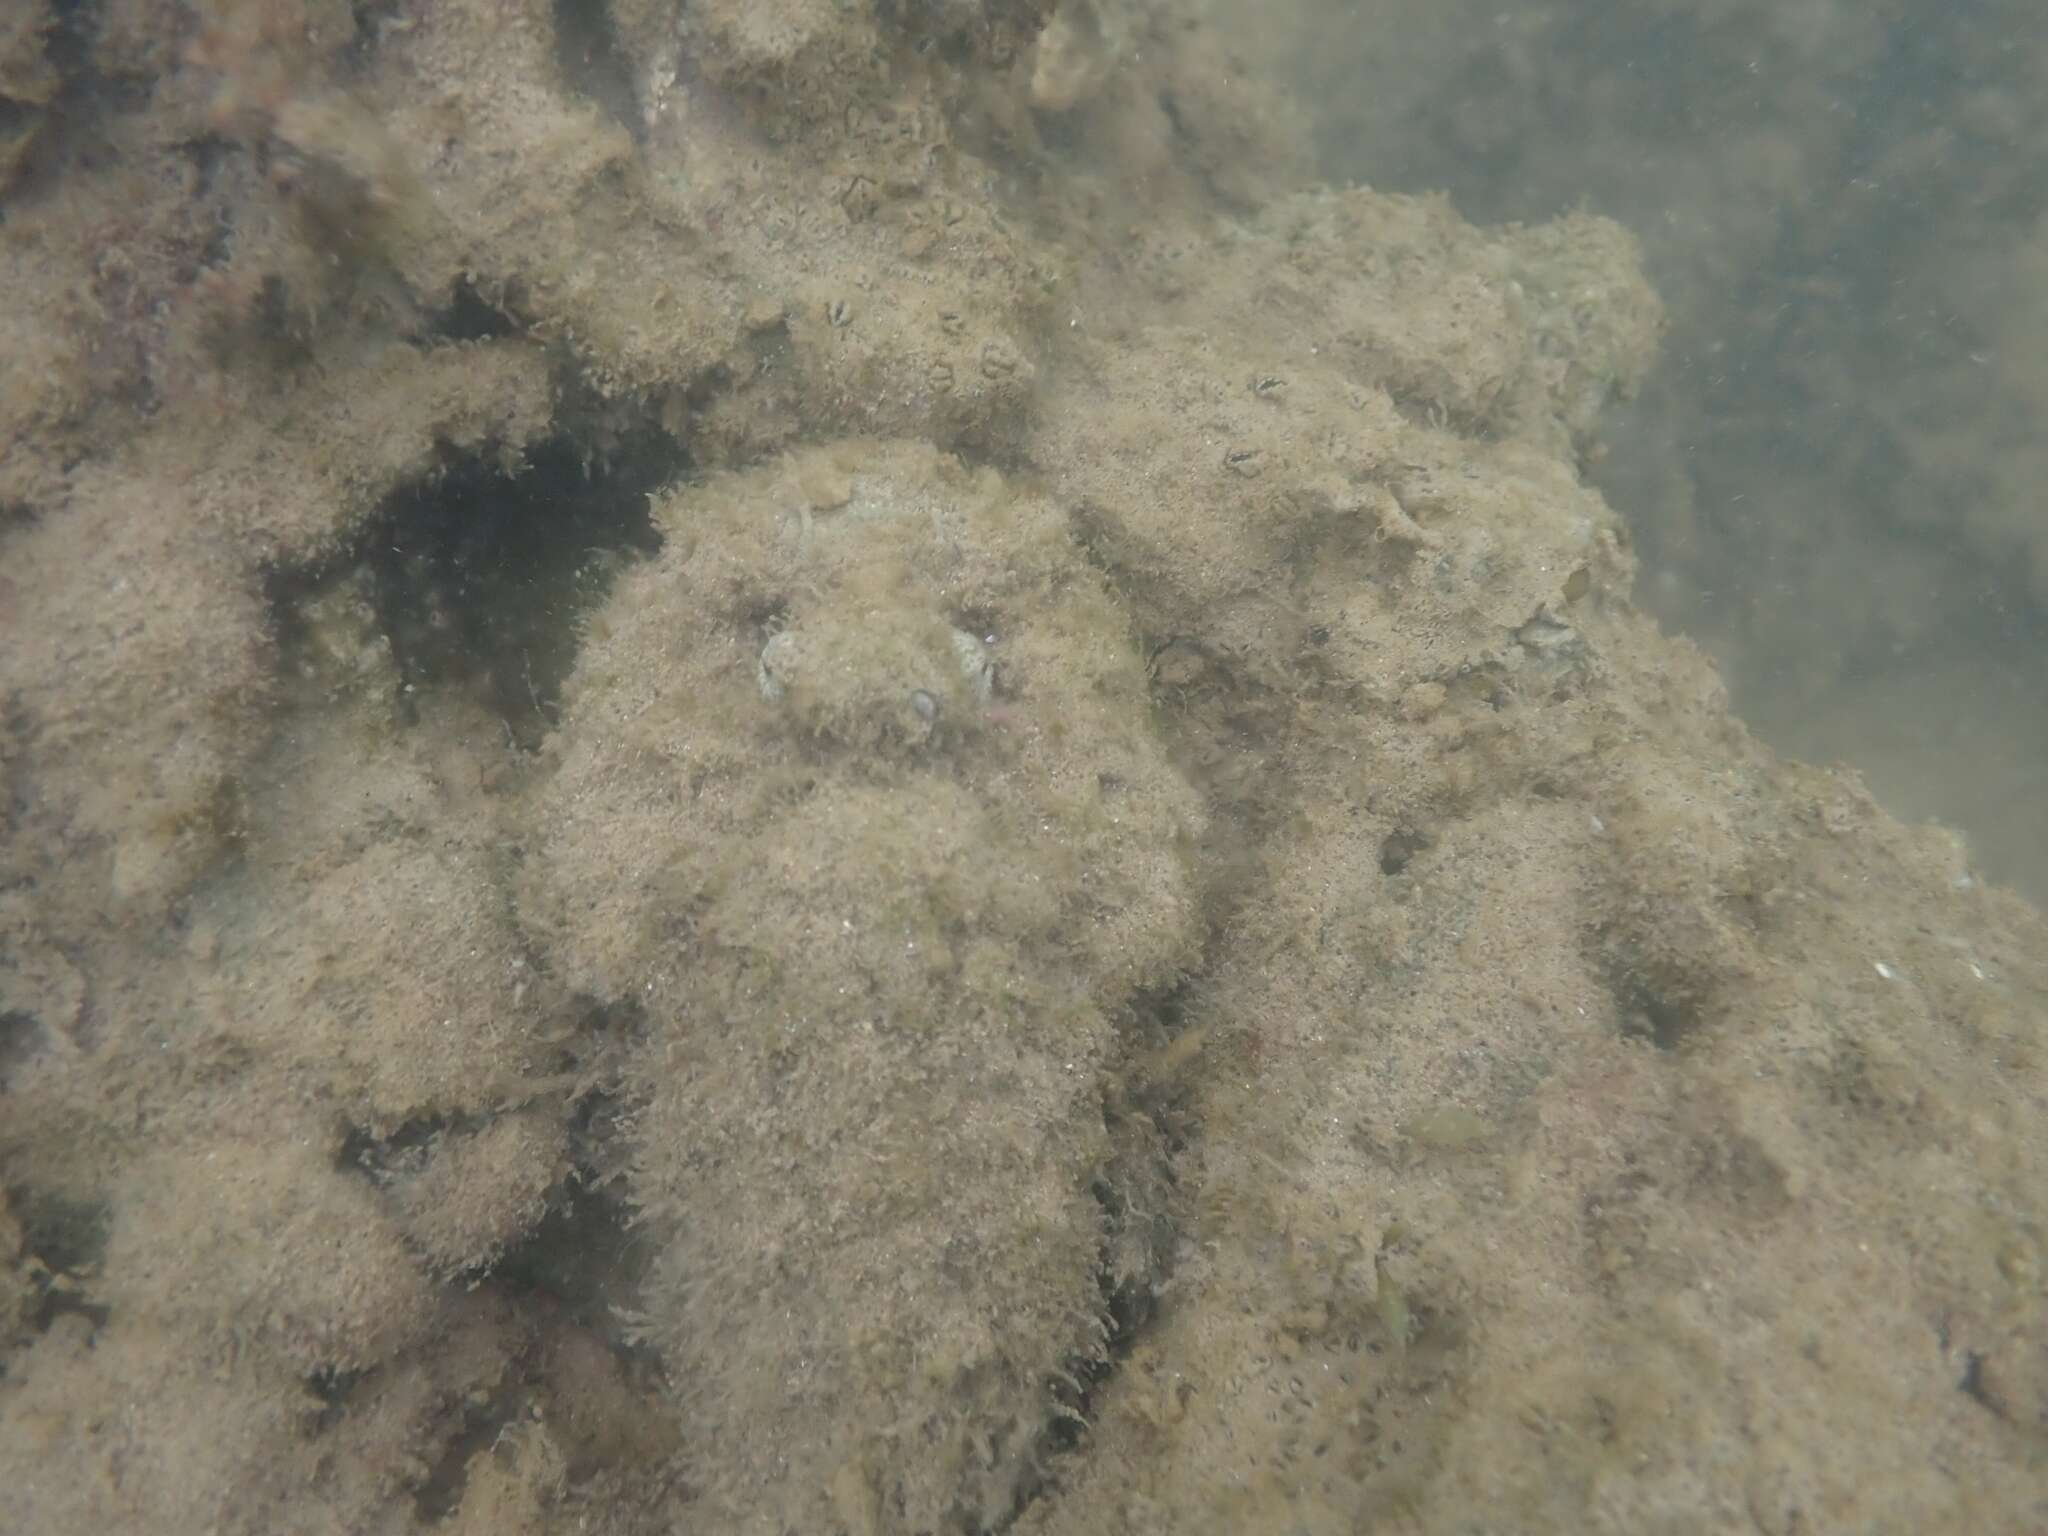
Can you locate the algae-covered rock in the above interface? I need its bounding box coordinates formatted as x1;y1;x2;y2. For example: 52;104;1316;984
1036;187;1658;697
4;1;2047;1532
104;1139;434;1373
522;438;1204;1528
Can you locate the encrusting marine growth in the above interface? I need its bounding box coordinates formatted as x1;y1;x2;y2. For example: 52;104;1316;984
521;441;1206;1529
0;2;2043;1533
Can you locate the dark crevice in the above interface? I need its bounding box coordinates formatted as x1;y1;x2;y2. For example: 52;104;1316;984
11;1187;108;1277
0;99;38;154
305;1364;370;1434
1611;970;1704;1052
249;273;316;365
0;1009;43;1089
177;135;239;268
1008;1161;1175;1529
32;1284;109;1336
345;0;409;70
0;714;24;833
1;2;147;210
413;1373;530;1521
1151;86;1263;213
44;0;97;79
1379;828;1432;876
11;1182;112;1338
342;1089;658;1522
1090;1169;1168;1353
308;1363;367;1403
338;1112;473;1182
1003;983;1197;1529
553;0;641;137
428;277;520;342
489;1174;651;1343
367;432;671;744
1118;978;1209;1125
1063;499;1132;586
1957;1350;2006;1421
268;427;676;746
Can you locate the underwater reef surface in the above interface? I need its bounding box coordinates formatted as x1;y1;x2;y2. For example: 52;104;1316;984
0;3;2042;1533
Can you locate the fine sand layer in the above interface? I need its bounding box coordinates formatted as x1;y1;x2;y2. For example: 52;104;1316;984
1;3;2042;1533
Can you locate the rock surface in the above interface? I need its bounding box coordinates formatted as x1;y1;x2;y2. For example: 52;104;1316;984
0;3;2041;1533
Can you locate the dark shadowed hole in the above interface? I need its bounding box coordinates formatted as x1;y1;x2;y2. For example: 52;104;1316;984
0;102;38;163
0;1010;43;1089
414;1374;529;1521
377;1093;655;1517
305;1364;369;1435
1379;828;1432;876
428;278;519;341
1957;1351;2003;1420
1026;1162;1174;1525
45;0;96;77
1614;976;1702;1051
10;1184;113;1337
32;1288;109;1336
400;1168;661;1517
337;1113;463;1182
1024;985;1195;1516
554;0;641;135
13;1187;108;1276
345;0;407;64
491;1176;650;1339
362;431;672;745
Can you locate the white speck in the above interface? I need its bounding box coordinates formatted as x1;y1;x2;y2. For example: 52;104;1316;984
1873;961;1895;981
